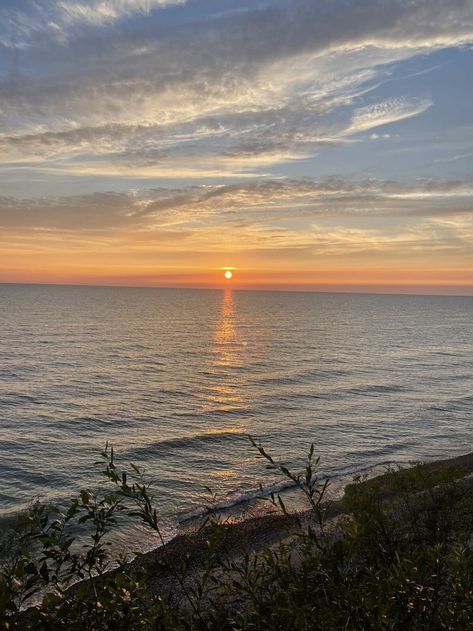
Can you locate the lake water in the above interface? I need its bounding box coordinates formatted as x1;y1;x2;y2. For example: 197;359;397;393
1;284;472;546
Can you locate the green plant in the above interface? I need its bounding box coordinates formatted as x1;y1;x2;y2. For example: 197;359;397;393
2;439;473;630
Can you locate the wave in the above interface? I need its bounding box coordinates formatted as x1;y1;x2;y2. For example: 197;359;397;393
123;430;247;459
252;368;348;387
346;384;405;395
431;350;460;357
438;394;473;410
170;407;254;420
178;459;394;525
1;394;43;406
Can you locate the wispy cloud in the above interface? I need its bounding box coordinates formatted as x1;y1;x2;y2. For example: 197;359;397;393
2;177;472;236
0;0;186;46
348;97;433;134
0;0;472;180
57;0;186;26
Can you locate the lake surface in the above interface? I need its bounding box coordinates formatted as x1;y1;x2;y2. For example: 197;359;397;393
1;285;472;545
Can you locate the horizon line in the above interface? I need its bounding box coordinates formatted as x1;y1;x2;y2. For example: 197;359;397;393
1;280;472;298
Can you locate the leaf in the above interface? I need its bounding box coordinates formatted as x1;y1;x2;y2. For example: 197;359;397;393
39;562;49;582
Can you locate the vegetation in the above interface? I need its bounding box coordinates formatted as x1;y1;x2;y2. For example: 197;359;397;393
2;440;473;630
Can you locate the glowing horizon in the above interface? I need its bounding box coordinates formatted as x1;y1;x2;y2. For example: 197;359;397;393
1;267;472;296
0;1;472;295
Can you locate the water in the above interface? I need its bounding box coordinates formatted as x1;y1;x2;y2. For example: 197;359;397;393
1;284;472;546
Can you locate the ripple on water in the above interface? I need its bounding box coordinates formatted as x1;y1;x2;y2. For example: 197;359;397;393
0;286;472;549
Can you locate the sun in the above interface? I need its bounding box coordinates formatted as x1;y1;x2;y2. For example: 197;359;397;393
221;266;236;280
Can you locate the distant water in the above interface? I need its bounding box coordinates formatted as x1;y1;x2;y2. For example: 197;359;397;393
1;285;472;547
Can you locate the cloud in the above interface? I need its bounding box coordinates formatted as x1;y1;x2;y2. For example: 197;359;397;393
0;0;185;46
349;97;433;133
0;191;140;231
1;175;471;292
57;0;186;27
2;177;472;236
0;0;472;180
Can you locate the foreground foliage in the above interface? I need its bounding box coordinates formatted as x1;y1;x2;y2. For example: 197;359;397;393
1;441;473;630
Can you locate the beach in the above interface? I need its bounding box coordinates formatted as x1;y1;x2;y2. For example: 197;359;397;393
92;449;473;608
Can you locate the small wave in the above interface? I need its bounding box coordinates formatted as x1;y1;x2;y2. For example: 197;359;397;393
170;408;254;420
1;394;43;406
0;369;21;378
179;459;394;525
179;481;295;524
252;368;349;388
302;368;349;380
439;394;473;411
346;384;405;396
123;431;246;459
157;388;190;398
252;375;306;387
431;350;458;357
0;492;20;505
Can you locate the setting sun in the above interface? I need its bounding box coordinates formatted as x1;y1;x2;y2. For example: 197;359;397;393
225;271;233;280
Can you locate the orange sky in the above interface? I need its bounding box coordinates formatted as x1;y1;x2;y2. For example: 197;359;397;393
1;2;473;296
1;254;472;295
1;211;472;293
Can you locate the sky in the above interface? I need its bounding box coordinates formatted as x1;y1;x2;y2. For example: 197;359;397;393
0;0;472;294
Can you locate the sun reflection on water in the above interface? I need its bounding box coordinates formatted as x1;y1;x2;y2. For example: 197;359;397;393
197;289;250;494
201;289;247;414
213;288;241;368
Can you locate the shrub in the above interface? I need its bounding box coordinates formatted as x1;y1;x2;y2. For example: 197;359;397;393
1;440;473;630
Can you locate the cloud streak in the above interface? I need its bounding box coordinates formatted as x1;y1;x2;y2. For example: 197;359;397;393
0;0;472;179
349;97;433;133
2;177;472;236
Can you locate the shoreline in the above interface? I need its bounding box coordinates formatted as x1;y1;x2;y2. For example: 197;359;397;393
106;449;473;601
168;447;473;539
16;447;473;618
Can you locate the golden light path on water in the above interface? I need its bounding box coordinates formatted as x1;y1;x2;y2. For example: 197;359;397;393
206;290;245;410
198;289;251;490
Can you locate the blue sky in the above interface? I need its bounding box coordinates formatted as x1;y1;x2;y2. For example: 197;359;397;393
0;0;472;291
